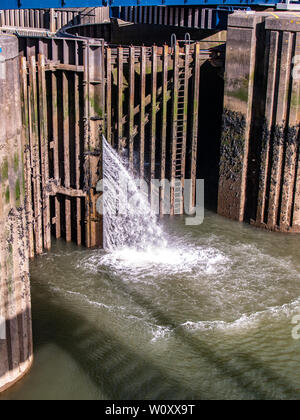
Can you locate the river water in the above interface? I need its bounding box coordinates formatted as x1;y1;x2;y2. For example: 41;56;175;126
1;211;300;400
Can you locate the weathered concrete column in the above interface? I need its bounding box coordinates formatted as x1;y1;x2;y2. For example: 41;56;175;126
218;12;300;232
218;12;265;221
0;35;32;393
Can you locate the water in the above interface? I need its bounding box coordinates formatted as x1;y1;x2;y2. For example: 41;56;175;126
102;137;166;250
2;141;300;400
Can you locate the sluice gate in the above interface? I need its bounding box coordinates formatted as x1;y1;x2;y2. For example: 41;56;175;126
17;29;219;255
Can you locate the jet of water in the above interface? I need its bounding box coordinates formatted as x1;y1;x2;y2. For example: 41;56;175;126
102;137;167;251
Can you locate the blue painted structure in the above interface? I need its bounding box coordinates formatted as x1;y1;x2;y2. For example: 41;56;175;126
0;0;297;9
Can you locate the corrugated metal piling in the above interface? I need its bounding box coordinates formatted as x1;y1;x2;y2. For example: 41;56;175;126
17;40;106;254
103;41;203;215
0;22;221;255
0;7;110;33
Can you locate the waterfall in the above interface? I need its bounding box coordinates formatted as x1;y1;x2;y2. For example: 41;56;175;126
102;137;167;251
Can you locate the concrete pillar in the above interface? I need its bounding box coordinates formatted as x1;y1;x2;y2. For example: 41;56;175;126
218;12;266;221
0;35;32;393
218;12;300;233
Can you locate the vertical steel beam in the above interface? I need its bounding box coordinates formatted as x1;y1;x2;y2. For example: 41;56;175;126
151;45;157;204
160;44;168;216
139;46;146;179
106;47;112;145
189;42;201;213
28;56;43;255
117;47;124;154
170;43;179;216
129;45;135;172
20;57;34;259
38;54;51;250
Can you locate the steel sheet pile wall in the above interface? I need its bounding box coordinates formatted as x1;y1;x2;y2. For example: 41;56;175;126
0;35;32;393
218;12;300;233
17;35;208;255
19;39;105;254
105;42;202;215
18;36;86;62
65;22;111;41
0;7;110;33
114;6;223;30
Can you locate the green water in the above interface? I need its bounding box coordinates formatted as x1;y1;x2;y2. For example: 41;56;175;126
2;211;300;400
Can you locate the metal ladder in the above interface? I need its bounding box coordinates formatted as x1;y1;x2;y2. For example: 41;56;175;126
172;34;190;215
174;64;186;214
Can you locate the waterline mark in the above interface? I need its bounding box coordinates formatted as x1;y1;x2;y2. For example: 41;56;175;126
96;178;204;226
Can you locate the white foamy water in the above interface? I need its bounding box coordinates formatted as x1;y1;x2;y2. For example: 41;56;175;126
6;141;300;400
102;137;167;251
88;243;229;276
18;198;300;400
97;137;230;277
73;139;300;340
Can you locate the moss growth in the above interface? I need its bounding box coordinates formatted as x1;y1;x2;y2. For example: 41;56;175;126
23;172;26;195
291;91;300;109
14;153;19;173
15;178;21;207
1;158;8;181
64;105;69;121
5;187;10;204
227;88;248;103
227;76;249;103
90;97;103;118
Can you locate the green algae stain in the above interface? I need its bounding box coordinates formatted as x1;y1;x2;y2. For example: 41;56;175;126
5;187;10;204
14;153;19;173
2;158;9;181
15;178;21;207
23;172;26;195
291;91;300;109
90;97;103;118
227;87;248;103
227;77;249;103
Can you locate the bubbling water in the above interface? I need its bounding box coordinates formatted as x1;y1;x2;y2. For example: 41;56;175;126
102;137;167;251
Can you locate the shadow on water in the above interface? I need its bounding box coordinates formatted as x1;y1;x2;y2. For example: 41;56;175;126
31;283;199;400
31;276;299;400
